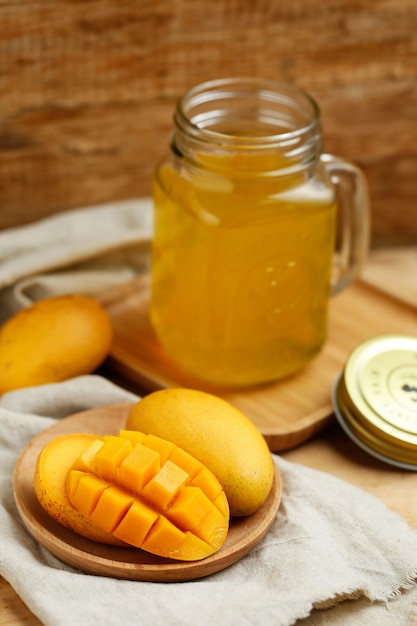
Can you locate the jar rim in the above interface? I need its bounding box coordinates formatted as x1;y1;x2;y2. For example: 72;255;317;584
174;77;321;148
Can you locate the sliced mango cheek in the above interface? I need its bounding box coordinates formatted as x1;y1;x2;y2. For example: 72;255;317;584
65;431;230;561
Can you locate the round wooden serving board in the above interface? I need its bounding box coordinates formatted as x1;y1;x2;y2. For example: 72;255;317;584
13;405;281;582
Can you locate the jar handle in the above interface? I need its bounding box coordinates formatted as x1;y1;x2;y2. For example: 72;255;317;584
321;153;371;295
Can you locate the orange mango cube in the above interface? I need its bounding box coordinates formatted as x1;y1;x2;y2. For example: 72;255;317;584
95;436;133;481
168;486;212;531
66;471;107;518
118;430;147;446
113;500;158;547
140;516;186;558
191;466;223;503
89;486;134;533
143;460;189;509
119;444;160;492
176;532;216;561
169;447;202;480
72;438;104;473
145;433;176;465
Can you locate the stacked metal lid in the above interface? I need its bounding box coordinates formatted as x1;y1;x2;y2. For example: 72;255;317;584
333;334;417;470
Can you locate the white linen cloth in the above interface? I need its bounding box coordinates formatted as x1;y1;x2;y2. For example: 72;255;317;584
0;201;417;625
0;198;153;322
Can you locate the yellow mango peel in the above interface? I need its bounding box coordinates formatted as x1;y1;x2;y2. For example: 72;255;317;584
34;430;230;561
34;433;124;546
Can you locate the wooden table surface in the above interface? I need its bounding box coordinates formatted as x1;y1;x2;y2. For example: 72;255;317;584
1;246;416;625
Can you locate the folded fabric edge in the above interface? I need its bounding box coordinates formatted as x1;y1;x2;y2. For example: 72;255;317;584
0;198;153;290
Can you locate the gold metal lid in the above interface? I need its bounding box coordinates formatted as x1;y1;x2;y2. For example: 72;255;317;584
333;334;417;470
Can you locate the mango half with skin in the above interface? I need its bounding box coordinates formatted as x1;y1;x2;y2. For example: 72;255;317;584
34;433;125;546
34;430;230;561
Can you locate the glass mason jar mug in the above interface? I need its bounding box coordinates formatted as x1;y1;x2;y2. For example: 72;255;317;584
151;78;370;387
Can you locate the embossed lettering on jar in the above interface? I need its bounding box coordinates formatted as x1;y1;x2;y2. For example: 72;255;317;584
151;78;369;386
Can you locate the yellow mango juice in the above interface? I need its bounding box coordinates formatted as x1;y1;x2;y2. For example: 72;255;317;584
151;156;336;387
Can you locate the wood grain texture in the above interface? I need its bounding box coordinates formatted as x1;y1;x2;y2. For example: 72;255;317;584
0;0;416;245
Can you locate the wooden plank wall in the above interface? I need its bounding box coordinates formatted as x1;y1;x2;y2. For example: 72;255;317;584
0;0;416;246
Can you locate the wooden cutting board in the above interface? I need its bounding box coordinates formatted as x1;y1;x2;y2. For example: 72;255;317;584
99;275;417;453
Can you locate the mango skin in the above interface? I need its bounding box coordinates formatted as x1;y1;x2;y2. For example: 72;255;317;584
0;295;113;394
125;388;275;517
34;433;125;545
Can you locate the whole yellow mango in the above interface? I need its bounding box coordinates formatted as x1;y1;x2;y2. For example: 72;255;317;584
125;388;275;517
0;295;113;394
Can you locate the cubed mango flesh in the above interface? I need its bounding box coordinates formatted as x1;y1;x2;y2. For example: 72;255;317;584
64;430;230;561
